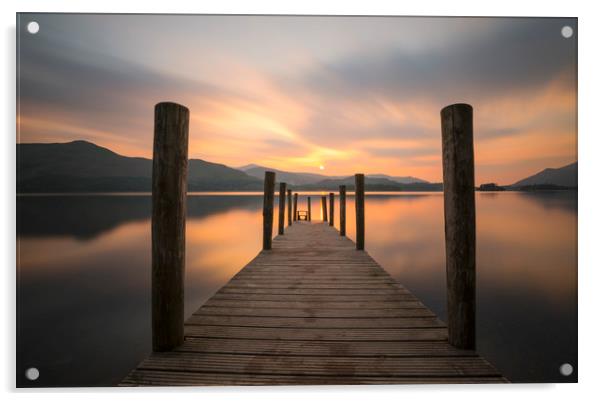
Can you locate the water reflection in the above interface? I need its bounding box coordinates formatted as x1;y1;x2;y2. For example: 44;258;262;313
16;191;577;386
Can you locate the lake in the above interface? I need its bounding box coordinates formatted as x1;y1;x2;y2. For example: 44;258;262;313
16;191;577;386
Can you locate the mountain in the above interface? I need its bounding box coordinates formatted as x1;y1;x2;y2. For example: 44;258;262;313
17;141;262;192
240;164;337;186
239;165;429;186
511;162;577;188
367;174;429;184
298;176;442;192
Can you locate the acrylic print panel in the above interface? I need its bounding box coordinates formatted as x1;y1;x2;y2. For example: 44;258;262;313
16;14;577;387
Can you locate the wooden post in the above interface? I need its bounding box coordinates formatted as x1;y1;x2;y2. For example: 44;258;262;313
278;182;286;235
152;102;189;352
263;172;276;250
287;189;292;226
293;193;298;222
329;193;335;226
355;174;365;250
441;103;476;350
321;196;327;222
307;197;311;221
339;185;346;236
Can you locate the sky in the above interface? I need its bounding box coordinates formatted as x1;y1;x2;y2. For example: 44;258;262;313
17;14;577;184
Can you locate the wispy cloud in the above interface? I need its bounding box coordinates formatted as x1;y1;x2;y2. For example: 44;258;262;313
17;15;576;184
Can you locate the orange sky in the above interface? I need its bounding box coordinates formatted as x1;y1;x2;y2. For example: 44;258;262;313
17;15;577;184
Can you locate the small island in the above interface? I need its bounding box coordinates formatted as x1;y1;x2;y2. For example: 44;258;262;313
477;183;506;191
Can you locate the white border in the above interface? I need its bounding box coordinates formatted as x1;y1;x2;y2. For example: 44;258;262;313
3;1;601;400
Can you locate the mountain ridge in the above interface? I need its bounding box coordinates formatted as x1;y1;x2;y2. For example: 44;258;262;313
239;164;429;185
511;162;577;188
17;140;262;192
16;140;577;192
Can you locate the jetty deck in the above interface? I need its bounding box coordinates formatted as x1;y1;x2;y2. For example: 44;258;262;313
122;222;505;386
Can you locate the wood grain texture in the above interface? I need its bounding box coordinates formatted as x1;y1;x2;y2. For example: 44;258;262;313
123;223;504;386
151;102;189;352
287;189;292;226
278;182;286;235
262;172;275;250
355;174;365;250
339;185;346;236
329;192;335;226
441;103;476;350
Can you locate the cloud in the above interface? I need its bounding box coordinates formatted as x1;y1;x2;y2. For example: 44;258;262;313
17;15;577;183
298;19;576;103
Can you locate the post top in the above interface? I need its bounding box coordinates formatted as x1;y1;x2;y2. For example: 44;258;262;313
155;101;190;113
441;103;473;115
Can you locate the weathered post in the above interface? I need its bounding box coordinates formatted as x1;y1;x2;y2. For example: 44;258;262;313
293;193;298;221
263;172;276;249
441;103;476;350
321;196;327;222
152;102;189;352
329;192;335;226
278;182;286;235
307;197;312;221
355;174;365;250
339;185;346;236
287;189;292;226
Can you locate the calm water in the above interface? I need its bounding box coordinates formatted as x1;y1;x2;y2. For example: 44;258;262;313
16;192;577;386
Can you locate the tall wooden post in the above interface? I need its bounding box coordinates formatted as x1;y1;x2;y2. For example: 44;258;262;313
339;185;346;236
441;103;476;350
293;193;298;222
307;197;312;221
321;196;327;222
278;182;286;235
287;189;292;226
329;193;335;226
355;174;365;250
152;102;189;352
263;172;276;250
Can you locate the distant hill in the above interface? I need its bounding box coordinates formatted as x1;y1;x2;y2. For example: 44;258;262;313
17;141;262;192
298;176;442;191
239;164;339;186
511;162;577;188
367;174;429;184
239;164;429;186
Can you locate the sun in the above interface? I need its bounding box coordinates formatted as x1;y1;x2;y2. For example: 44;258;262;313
319;165;325;171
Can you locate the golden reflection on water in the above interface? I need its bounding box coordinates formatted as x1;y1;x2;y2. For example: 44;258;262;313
18;192;576;306
16;192;577;384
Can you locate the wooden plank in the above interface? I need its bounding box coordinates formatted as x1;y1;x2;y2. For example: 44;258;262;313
184;326;449;341
134;353;501;377
186;315;446;329
176;337;474;356
202;299;426;309
217;288;406;295
121;371;508;386
209;293;417;302
221;284;406;290
193;306;436;318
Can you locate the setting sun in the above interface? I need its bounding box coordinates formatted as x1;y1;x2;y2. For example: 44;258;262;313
319;165;325;170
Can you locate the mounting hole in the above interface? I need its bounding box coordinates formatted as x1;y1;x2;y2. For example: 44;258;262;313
561;26;573;38
559;363;573;376
25;367;39;381
27;21;40;34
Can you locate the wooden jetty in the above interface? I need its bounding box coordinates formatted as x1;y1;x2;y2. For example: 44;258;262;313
122;222;505;385
121;101;506;386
